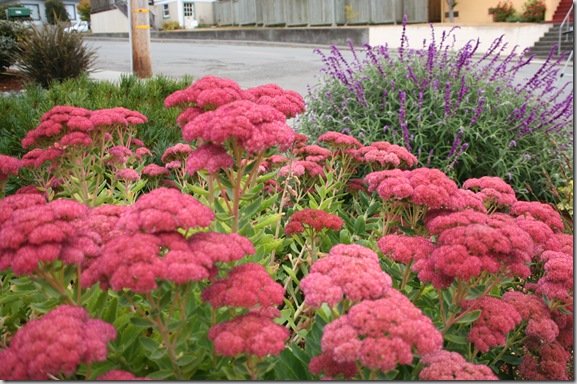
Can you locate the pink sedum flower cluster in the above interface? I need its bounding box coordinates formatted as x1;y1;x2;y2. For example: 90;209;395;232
300;244;392;307
284;208;344;236
115;187;215;234
415;210;534;288
202;263;285;308
186;143;234;175
245;83;305;118
0;198;100;275
96;370;150;380
320;289;443;371
317;131;362;149
377;234;435;265
356;141;418;169
462;296;522;353
0;154;22;181
419;350;498;380
462;176;517;208
365;168;462;210
509;200;565;232
182;100;295;155
208;313;289;358
0;305;116;380
308;350;358;380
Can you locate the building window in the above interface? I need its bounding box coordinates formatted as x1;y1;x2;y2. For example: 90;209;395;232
183;2;195;18
65;4;77;20
22;3;40;20
162;4;170;18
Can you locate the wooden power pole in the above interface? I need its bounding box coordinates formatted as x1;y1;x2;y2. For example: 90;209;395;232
129;0;152;78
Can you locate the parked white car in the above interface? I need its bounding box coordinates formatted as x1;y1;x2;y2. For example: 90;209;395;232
64;21;90;33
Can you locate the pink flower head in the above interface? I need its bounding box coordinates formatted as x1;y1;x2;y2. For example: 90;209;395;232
96;370;150;380
83;204;127;244
164;75;246;110
293;133;309;148
534;251;573;300
300;244;392;307
318;131;362;149
106;145;132;165
503;291;558;346
515;215;558;256
163;248;214;284
183;100;295;154
309;350;358;380
116;187;215;233
245;83;305;118
358;141;418;169
377;234;435;265
135;146;153;159
425;209;490;235
176;106;203;127
284;208;343;236
142;163;170;177
115;168;140;182
0;193;46;225
445;188;488;213
22;147;63;168
519;341;571;380
278;160;325;178
208;313;289;358
462;176;517;207
186;143;234;175
0;305;116;380
415;213;534;288
90;107;147;127
187;231;255;264
509;201;564;232
0;199;97;275
320;291;443;371
294;144;332;163
202;263;284;308
161;143;193;164
57;131;93;148
0;154;22;181
553;233;573;255
462;296;522;353
419;350;498;380
80;233;166;292
165;160;181;170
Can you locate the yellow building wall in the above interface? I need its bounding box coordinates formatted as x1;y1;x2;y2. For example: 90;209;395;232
441;0;558;23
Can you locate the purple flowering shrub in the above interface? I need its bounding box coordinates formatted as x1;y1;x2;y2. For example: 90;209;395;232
297;19;573;203
0;75;574;380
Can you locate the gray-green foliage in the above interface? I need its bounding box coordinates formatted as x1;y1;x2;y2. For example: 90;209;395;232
296;31;573;203
0;20;29;71
13;24;95;88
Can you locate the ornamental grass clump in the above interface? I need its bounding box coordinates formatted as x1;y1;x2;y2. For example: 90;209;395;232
297;21;573;203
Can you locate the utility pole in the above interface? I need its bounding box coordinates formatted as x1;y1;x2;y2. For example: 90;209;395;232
129;0;152;78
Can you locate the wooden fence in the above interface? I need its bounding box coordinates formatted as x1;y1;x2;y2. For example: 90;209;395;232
213;0;428;26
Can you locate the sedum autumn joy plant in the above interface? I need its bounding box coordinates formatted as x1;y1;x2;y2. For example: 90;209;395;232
0;72;573;381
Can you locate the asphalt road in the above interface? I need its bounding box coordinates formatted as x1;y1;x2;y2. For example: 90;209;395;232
88;39;574;99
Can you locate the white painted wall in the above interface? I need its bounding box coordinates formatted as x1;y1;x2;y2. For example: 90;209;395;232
369;23;551;53
91;8;130;33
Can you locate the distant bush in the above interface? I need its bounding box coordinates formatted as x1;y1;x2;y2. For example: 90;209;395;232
522;0;546;22
296;22;573;203
44;0;69;24
13;24;95;88
0;20;29;71
162;21;180;31
490;1;516;22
